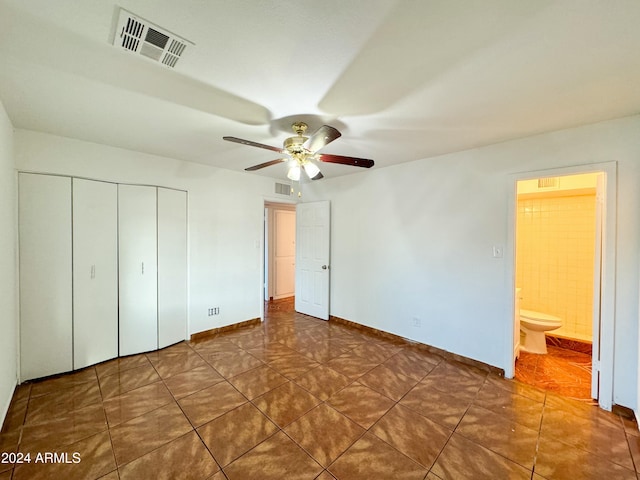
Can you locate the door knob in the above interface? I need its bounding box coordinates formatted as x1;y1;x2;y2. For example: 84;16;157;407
322;265;329;270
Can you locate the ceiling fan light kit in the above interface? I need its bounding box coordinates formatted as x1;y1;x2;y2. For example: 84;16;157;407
223;122;374;183
287;163;301;181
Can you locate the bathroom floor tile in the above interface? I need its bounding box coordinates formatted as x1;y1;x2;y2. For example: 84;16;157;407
515;346;592;401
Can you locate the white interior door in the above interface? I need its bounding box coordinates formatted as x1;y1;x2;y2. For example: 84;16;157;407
118;184;158;355
157;188;188;348
19;173;73;380
73;179;118;369
295;201;330;320
591;173;605;399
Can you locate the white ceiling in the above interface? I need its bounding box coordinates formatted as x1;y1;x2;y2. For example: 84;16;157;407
1;0;639;179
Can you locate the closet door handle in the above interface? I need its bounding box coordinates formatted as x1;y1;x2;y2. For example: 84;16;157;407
141;262;145;274
90;265;96;279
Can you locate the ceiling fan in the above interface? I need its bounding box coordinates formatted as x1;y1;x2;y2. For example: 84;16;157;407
223;122;374;181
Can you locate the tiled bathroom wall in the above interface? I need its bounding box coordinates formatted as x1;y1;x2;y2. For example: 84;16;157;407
516;191;597;342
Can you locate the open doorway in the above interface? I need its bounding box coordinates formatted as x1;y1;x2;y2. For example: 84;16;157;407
514;173;600;402
264;202;296;303
505;162;617;410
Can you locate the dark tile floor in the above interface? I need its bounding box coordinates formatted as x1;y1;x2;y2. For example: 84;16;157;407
1;300;639;479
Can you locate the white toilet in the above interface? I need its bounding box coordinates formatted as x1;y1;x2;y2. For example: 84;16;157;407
519;309;562;354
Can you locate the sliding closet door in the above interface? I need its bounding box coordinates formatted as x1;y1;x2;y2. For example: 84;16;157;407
118;184;158;355
73;179;118;369
157;188;188;348
19;173;73;381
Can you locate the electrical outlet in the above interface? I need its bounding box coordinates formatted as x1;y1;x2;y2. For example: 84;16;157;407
213;307;220;315
412;317;421;328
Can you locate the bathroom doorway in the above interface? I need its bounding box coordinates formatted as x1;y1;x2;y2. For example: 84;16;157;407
508;162;617;410
515;173;599;401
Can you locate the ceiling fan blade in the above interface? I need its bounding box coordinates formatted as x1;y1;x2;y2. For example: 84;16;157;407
311;172;324;180
245;159;287;171
303;125;342;153
223;136;284;153
317;154;374;168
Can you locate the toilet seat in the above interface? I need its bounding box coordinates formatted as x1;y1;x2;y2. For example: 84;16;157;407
520;309;562;327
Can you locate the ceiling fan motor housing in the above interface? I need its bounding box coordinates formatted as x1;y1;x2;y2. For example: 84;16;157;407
283;135;309;155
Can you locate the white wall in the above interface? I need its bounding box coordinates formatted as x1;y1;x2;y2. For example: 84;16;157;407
305;115;640;411
15;129;280;336
0;99;17;425
13;117;640;412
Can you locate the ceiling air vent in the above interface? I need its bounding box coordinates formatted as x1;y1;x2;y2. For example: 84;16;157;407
537;177;559;189
113;8;192;68
275;183;292;196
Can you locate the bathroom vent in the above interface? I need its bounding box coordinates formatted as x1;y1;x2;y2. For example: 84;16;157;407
537;177;559;189
275;182;292;196
113;8;192;68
